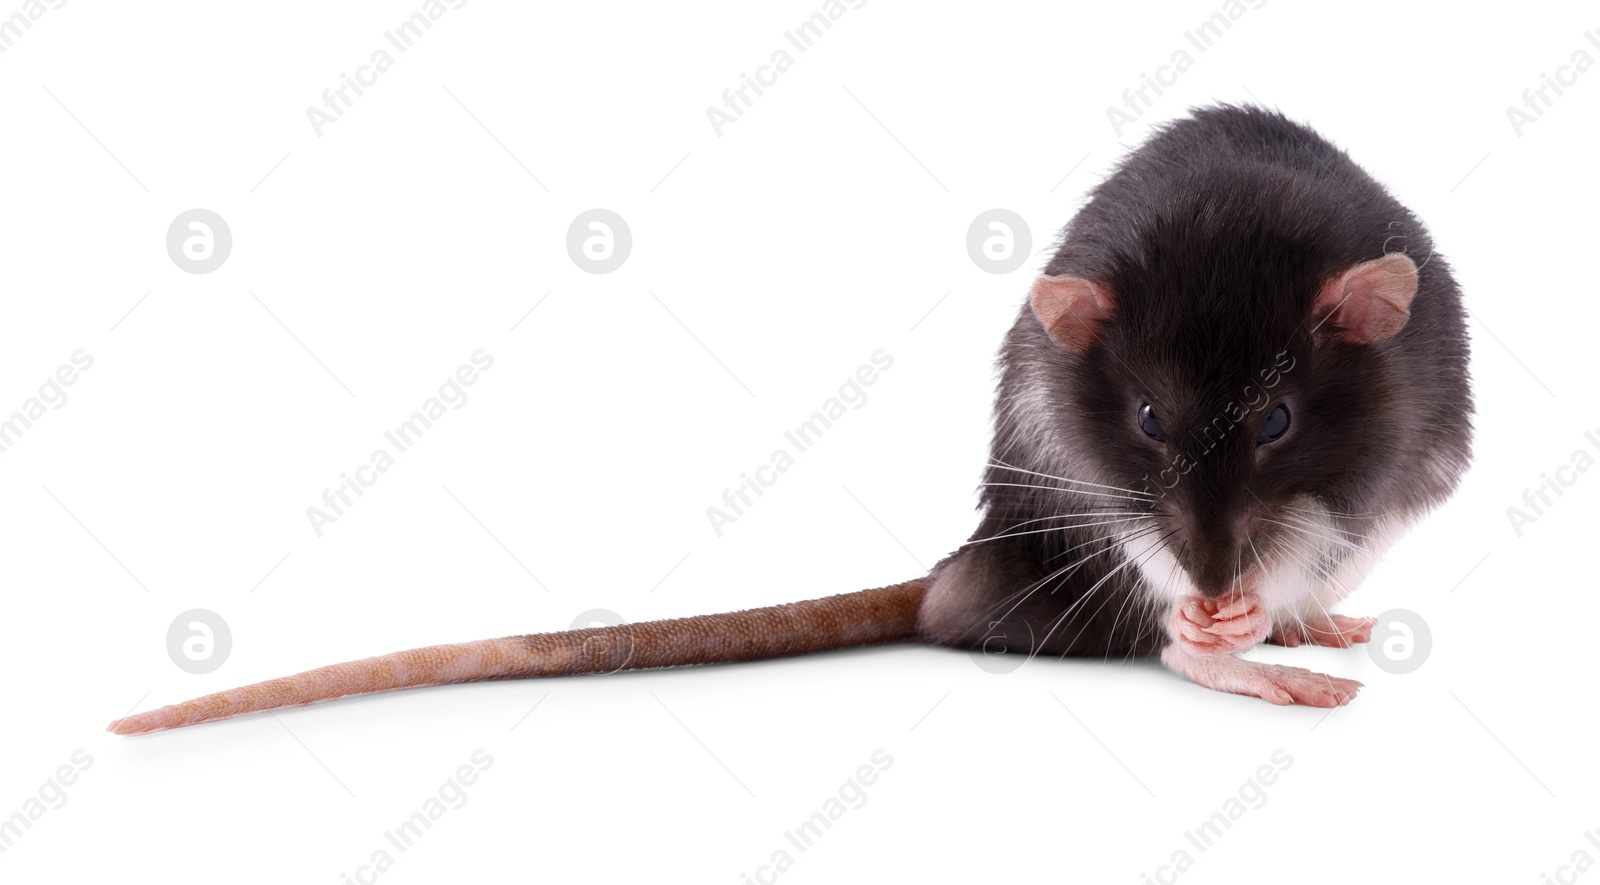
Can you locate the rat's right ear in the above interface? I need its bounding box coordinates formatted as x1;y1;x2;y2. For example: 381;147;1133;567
1030;275;1115;353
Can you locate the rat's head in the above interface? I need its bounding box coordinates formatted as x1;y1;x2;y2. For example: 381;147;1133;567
1026;219;1420;600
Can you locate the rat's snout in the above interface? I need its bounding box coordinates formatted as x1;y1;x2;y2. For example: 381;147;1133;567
1168;506;1260;598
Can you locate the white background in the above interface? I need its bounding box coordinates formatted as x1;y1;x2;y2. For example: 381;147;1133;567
2;1;1597;882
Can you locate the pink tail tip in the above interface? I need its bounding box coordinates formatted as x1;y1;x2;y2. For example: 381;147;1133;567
108;708;179;735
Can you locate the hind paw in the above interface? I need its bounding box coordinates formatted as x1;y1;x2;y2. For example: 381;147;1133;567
1268;614;1377;648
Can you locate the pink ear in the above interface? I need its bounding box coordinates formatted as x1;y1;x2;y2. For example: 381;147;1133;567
1314;253;1419;344
1030;275;1115;352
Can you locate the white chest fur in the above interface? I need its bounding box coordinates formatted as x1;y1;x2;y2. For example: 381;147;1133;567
1121;499;1415;628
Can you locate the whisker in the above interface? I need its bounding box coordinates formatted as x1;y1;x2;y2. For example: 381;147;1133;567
987;459;1155;498
960;516;1154;549
1244;531;1270;585
1055;530;1177;656
989;509;1155;521
1105;570;1140;661
1273;534;1358;602
1272;511;1391;571
1260;525;1363;651
1286;501;1377;520
1139;543;1185;659
979;481;1155;504
1108;539;1173;662
1255;541;1346;692
986;511;1149;534
1245;531;1318;653
1260;516;1363;554
1033;529;1169;656
976;530;1156;632
1275;508;1364;539
1046;523;1163;564
1114;538;1170;660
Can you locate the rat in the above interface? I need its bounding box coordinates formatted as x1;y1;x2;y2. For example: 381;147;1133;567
110;104;1471;735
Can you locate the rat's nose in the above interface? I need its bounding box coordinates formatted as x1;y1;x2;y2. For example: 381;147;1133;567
1170;506;1261;597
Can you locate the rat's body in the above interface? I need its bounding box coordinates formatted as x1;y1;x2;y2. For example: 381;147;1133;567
111;105;1471;735
916;105;1471;703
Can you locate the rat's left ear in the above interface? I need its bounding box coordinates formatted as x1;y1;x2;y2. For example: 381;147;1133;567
1313;253;1418;344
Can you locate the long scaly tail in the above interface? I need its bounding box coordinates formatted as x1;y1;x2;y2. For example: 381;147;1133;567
109;579;927;735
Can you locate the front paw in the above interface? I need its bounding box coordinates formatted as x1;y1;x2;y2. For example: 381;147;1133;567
1170;591;1271;656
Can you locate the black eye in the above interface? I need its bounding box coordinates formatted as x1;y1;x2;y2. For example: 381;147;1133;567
1258;403;1290;444
1138;403;1164;442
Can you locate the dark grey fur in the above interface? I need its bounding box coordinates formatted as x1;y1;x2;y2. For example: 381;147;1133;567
917;104;1473;660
